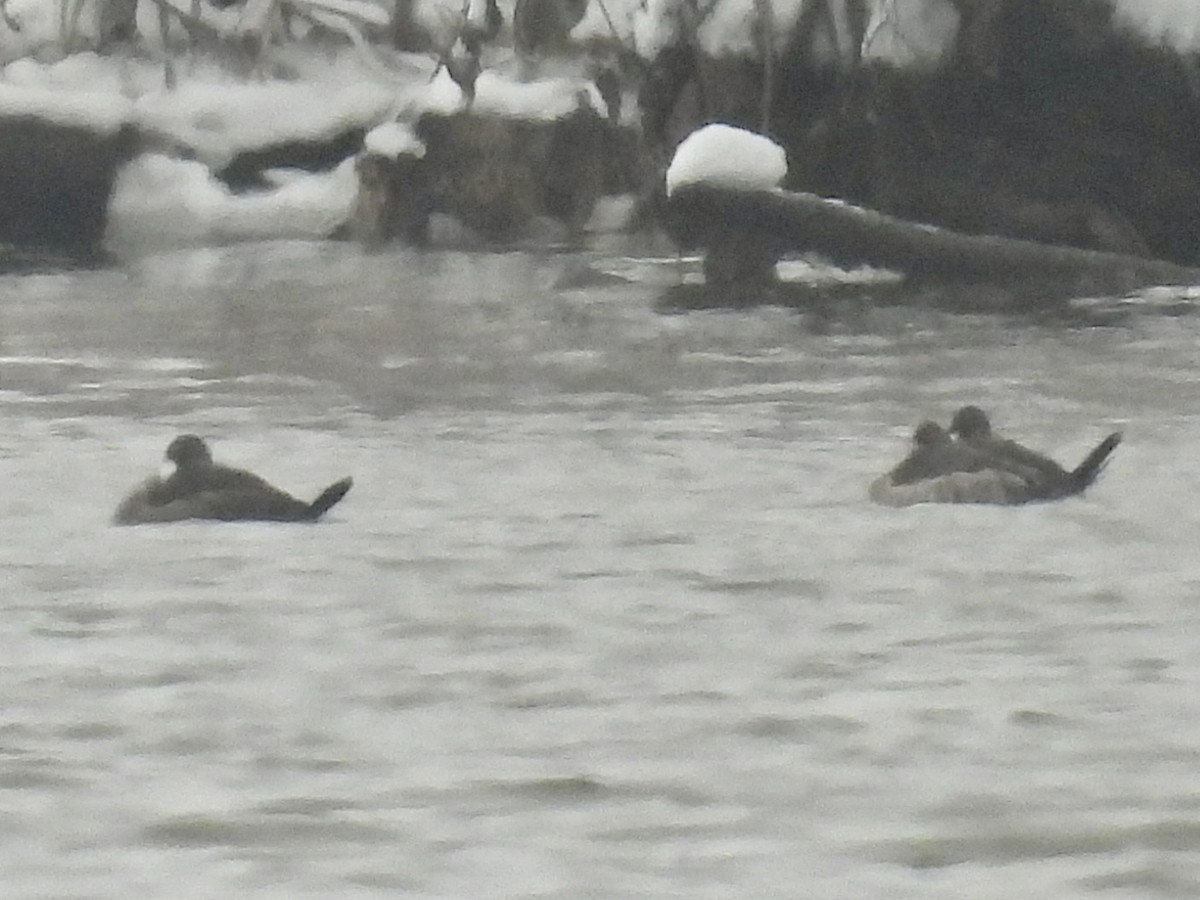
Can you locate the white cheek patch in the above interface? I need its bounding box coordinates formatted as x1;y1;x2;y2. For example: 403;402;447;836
158;462;177;481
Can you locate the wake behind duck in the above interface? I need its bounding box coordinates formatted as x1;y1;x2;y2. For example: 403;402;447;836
870;408;1121;507
114;434;352;525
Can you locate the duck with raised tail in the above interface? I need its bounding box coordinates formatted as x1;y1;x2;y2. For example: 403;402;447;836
870;409;1121;506
114;435;352;525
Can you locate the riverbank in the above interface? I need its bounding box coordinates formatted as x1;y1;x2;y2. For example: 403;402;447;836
0;43;633;263
3;0;1200;280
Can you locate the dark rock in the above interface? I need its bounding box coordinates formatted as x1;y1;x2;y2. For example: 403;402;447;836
0;115;139;261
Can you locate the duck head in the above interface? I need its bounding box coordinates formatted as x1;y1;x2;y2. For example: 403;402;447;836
913;420;950;447
949;406;991;440
165;434;212;468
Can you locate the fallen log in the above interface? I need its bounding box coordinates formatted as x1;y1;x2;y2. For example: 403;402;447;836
664;184;1200;298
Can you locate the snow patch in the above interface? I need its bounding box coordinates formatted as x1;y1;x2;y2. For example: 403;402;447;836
105;153;358;256
0;80;131;133
665;123;787;197
1115;0;1200;49
133;80;393;170
473;71;603;119
398;67;606;120
364;121;426;158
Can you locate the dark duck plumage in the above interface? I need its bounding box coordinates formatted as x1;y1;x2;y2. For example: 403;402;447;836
114;435;352;525
887;420;990;486
870;410;1122;506
949;406;1121;500
870;420;1032;505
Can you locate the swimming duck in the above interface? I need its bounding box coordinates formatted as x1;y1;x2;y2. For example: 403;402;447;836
870;420;1034;506
869;410;1122;506
887;420;990;485
113;434;352;525
949;405;1121;499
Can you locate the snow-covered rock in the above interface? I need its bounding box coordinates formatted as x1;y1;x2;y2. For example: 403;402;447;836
665;123;787;197
363;121;426;159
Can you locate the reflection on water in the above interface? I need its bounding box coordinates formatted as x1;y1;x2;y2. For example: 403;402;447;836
3;241;1200;898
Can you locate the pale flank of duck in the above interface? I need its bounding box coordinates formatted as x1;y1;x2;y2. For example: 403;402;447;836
869;468;1034;507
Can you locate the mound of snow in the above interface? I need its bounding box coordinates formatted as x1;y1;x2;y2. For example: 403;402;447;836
472;71;603;120
105;153;358;256
0;81;131;133
364;121;426;159
134;80;393;170
400;66;605;120
665;124;787;197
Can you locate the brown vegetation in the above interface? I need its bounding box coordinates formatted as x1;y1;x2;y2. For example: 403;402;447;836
350;102;638;246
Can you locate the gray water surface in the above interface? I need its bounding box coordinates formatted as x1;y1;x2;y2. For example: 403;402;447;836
3;241;1200;899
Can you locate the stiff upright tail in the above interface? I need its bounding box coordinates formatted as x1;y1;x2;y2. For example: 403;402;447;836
306;477;353;519
1068;433;1122;493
